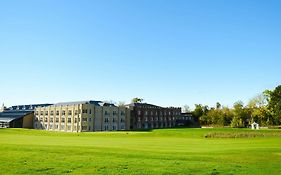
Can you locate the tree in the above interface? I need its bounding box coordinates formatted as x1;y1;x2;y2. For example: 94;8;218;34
230;116;244;128
268;85;281;125
117;101;126;107
183;105;190;113
193;104;203;118
248;93;268;108
232;101;249;127
216;102;221;109
131;98;144;103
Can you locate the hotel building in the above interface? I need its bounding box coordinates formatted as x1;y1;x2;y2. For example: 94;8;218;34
34;101;130;132
126;103;181;130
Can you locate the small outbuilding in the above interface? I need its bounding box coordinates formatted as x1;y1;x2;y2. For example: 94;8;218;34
251;122;259;130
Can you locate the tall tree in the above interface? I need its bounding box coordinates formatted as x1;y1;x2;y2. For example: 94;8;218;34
216;102;221;109
131;98;144;103
231;101;249;127
183;105;190;113
117;101;126;107
268;85;281;124
193;104;203;118
248;93;268;108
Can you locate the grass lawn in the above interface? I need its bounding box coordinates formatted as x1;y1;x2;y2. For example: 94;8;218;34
0;128;280;175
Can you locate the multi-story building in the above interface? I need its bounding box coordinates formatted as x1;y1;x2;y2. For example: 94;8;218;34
126;103;181;130
34;101;130;132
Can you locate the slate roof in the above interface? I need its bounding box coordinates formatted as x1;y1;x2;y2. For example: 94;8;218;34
50;100;116;107
9;104;52;111
126;103;162;108
125;103;181;109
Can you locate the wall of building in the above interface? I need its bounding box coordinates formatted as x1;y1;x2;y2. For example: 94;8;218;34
34;104;82;132
129;104;181;130
22;113;34;128
34;103;130;132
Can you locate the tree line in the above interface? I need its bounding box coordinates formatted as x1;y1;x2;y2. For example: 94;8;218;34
188;85;281;127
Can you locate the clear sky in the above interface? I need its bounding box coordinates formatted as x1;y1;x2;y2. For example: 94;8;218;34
0;0;281;109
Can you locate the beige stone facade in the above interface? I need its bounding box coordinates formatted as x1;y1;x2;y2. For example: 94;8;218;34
34;101;130;132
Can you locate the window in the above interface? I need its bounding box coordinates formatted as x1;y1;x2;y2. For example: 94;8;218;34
40;117;43;122
61;117;65;123
67;125;71;130
104;111;109;115
82;109;88;114
151;111;153;115
112;118;115;122
61;125;65;130
45;111;48;115
75;110;78;115
113;111;117;116
104;118;109;123
50;111;54;116
121;111;125;116
82;117;87;122
138;117;141;122
145;111;148;115
82;126;87;131
44;117;48;122
112;126;116;130
89;117;91;122
67;118;71;123
137;110;141;115
50;117;53;122
55;124;59;129
62;110;66;115
74;118;78;123
120;118;124;123
68;110;72;115
56;111;59;116
89;126;91;131
35;117;38;122
35;111;39;115
40;111;43;115
89;109;91;114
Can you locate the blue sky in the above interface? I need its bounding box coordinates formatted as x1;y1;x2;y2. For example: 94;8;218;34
0;0;281;109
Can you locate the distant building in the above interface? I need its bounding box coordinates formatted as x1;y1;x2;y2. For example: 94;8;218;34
0;103;52;128
34;101;130;132
126;103;181;130
176;112;199;127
